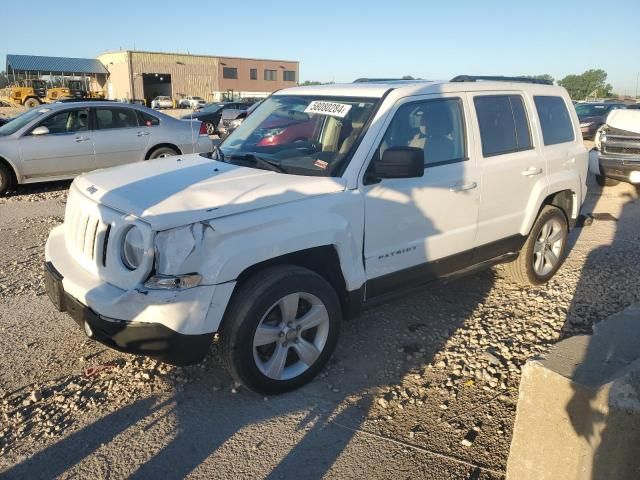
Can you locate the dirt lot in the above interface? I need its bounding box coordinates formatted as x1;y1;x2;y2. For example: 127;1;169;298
0;163;639;478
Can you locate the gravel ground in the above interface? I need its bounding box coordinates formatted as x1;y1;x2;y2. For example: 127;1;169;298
0;166;639;479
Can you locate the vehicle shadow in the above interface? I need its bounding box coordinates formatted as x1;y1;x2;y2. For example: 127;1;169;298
563;180;640;479
4;180;71;198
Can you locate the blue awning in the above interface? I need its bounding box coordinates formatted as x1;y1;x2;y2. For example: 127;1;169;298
6;54;108;75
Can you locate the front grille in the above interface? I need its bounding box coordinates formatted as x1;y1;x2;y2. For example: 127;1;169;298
603;145;640;156
64;189;109;266
62;183;154;290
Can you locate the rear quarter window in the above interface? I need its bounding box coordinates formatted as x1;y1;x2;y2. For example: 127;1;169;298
474;95;532;157
534;96;575;145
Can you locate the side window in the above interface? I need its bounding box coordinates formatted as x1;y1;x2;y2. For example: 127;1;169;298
533;96;575;145
95;108;139;130
137;110;160;127
474;95;532;156
37;109;89;134
379;98;466;167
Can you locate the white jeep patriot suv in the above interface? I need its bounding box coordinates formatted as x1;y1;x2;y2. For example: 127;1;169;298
45;76;587;393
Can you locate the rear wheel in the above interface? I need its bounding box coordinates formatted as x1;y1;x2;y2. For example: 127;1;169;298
220;265;341;394
147;146;179;159
503;206;568;286
24;97;40;108
595;174;619;187
204;121;216;136
0;162;14;196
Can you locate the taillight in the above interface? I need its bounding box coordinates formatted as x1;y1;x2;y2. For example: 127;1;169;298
199;122;208;136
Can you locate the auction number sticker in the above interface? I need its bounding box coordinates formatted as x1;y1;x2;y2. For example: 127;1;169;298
304;101;352;118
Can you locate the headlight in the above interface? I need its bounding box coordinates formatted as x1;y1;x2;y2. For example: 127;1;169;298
121;226;145;270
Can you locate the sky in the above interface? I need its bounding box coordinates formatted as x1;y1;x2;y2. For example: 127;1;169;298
2;0;639;95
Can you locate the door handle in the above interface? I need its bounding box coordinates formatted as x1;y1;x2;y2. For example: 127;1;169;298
521;167;543;177
74;136;89;142
137;131;150;137
449;181;478;192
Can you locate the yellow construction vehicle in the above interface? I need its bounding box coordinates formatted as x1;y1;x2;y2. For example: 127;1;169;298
8;79;47;107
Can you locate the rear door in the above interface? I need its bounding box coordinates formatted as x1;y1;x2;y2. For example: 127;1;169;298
469;92;546;257
18;107;95;178
92;106;151;168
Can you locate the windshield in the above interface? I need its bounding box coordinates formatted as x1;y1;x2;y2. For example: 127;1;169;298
575;104;612;117
0;107;49;136
219;95;378;177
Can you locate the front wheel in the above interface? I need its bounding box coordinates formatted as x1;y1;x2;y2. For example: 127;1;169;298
24;97;40;108
220;265;341;394
503;205;568;286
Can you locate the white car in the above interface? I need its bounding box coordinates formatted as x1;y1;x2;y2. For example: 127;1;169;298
45;77;587;394
178;96;206;109
151;96;173;109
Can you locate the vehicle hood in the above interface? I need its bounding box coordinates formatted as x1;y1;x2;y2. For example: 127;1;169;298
605;109;640;135
73;154;347;231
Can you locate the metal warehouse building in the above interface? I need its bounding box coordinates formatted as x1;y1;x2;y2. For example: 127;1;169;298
97;50;299;105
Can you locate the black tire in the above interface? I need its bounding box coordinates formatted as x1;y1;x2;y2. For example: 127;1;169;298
147;146;179;159
204;121;216;136
220;265;342;394
503;205;569;287
24;97;40;108
0;162;14;196
595;174;619;187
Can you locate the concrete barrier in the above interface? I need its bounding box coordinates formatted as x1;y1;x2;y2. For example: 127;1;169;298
507;304;640;480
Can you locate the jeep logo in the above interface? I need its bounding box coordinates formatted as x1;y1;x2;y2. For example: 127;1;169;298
86;185;98;195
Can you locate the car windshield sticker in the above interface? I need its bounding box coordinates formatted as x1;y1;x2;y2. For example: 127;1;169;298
304;101;352;118
314;159;328;169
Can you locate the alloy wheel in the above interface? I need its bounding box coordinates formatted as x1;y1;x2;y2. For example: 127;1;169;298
252;292;330;381
533;218;564;276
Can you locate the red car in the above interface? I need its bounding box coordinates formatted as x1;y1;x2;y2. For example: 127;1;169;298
256;115;318;147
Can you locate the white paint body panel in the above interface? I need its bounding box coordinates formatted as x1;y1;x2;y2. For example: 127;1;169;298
45;80;587;337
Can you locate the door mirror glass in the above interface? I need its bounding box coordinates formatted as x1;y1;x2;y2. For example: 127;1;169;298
31;126;50;136
375;146;424;179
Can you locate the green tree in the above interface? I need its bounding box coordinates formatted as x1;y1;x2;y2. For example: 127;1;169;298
0;71;8;89
299;80;323;86
525;74;555;84
558;69;613;100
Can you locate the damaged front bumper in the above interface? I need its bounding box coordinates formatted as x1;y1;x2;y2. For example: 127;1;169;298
44;225;236;365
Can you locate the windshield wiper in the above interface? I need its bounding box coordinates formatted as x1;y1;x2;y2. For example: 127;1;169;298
227;153;287;174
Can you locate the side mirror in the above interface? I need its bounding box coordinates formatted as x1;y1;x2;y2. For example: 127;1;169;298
31;126;50;136
374;146;424;179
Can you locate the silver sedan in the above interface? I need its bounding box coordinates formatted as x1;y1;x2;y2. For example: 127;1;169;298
0;101;213;195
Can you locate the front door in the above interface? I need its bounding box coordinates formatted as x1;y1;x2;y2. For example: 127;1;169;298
18;107;95;178
92;106;151;169
362;95;480;297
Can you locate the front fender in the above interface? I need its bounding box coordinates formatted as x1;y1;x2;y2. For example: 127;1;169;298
155;191;366;292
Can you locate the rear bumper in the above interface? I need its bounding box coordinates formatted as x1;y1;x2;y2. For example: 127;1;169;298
45;261;212;365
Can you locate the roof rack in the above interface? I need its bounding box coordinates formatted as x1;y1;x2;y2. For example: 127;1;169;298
450;75;553;85
353;78;428;83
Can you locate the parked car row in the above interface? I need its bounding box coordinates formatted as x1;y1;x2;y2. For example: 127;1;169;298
0;101;213;195
183;101;254;135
